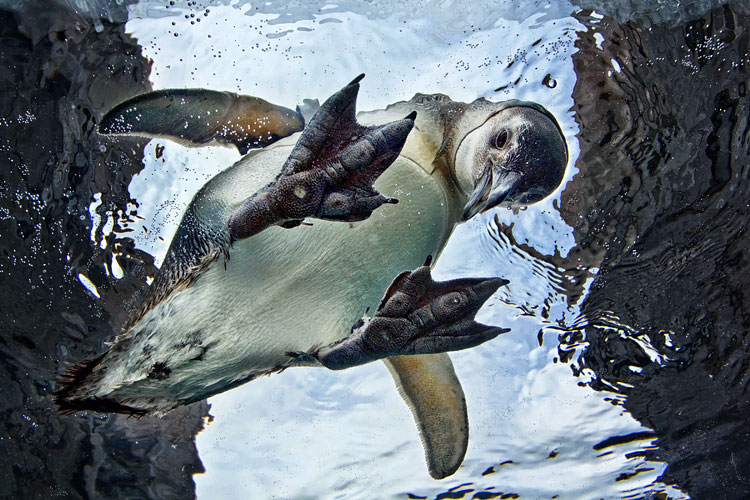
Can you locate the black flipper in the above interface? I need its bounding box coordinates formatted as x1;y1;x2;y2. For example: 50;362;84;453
98;88;305;154
312;265;509;370
228;74;417;240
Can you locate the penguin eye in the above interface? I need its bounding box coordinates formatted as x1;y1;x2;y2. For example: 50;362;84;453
494;130;509;149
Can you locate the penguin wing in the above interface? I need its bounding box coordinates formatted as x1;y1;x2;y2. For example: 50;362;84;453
99;88;304;154
384;354;469;480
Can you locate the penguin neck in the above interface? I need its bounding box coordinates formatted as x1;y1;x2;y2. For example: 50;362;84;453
356;95;475;212
434;99;501;174
400;98;470;216
394;95;504;191
361;94;452;177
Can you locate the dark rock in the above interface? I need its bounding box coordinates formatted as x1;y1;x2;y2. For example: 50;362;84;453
555;4;750;498
0;2;208;499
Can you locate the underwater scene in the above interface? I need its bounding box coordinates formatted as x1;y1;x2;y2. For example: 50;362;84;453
0;0;748;498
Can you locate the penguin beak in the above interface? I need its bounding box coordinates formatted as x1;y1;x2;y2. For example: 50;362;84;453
461;163;522;220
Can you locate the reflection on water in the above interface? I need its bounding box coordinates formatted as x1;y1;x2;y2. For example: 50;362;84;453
0;2;208;498
558;5;750;498
0;0;748;499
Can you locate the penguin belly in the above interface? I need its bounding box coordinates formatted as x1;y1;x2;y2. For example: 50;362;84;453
98;154;456;412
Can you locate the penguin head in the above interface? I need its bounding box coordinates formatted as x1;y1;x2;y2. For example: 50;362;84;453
453;101;568;220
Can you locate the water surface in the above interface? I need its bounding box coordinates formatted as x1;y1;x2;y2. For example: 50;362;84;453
0;1;748;499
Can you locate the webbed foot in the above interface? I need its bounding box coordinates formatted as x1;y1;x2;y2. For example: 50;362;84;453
316;265;509;370
229;74;416;240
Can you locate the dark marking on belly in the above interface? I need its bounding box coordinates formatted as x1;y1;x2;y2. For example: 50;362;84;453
174;330;204;349
172;330;210;361
147;362;171;380
190;345;210;361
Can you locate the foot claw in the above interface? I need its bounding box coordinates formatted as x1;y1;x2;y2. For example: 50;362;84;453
229;75;416;240
317;265;510;370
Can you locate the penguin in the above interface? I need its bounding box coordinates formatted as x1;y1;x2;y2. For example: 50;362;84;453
55;75;568;479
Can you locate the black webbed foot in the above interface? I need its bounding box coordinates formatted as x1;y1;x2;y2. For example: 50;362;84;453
229;74;416;240
314;265;510;370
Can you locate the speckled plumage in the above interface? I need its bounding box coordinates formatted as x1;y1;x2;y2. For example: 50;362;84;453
56;77;567;478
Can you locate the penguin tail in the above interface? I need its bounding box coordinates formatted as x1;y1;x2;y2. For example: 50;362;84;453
54;355;148;417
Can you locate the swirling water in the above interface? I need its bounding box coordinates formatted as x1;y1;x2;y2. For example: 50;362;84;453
0;1;747;499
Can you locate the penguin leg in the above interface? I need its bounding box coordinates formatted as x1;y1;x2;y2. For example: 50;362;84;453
228;74;417;240
306;265;509;370
286;265;507;479
98;88;305;154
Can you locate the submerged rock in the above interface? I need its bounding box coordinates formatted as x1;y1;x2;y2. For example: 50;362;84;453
0;2;209;498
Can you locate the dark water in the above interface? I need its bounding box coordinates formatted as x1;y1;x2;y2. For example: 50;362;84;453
0;2;208;499
0;1;748;499
558;5;750;498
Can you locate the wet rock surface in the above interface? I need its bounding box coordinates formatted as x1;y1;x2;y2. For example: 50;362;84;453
557;4;750;499
1;1;749;499
0;2;208;499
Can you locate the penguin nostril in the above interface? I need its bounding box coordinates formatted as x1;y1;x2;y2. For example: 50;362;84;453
494;130;509;149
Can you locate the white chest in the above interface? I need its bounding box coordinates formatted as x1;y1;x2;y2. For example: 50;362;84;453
106;157;457;406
